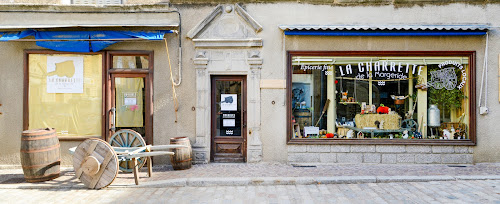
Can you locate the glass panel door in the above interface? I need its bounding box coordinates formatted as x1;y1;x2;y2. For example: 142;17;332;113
110;76;148;143
211;76;246;162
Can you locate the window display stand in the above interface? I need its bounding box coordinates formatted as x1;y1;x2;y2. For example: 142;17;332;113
429;126;439;139
344;126;411;138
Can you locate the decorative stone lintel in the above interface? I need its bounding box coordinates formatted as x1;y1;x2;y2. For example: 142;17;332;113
193;39;263;48
187;5;224;39
194;58;209;67
248;58;263;66
187;4;262;39
234;4;263;33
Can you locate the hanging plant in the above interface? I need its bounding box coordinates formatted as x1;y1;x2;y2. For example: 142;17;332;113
428;88;466;110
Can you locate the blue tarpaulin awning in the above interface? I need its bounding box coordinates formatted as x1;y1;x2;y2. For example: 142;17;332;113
0;30;173;52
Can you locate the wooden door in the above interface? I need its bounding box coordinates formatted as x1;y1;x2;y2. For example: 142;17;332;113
108;74;152;144
106;51;153;145
211;75;247;162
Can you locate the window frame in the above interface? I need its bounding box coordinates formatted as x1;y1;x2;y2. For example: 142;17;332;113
23;50;106;141
105;50;154;144
286;51;476;146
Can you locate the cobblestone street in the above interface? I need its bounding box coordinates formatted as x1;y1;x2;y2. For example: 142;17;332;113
1;163;500;203
1;180;500;204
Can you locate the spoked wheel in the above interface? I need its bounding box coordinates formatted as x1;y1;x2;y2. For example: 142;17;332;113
109;129;146;173
401;119;419;132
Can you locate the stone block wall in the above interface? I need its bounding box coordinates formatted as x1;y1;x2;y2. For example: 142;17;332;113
288;145;474;164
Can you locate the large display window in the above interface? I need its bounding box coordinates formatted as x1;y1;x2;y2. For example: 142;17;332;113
287;51;475;145
24;51;104;140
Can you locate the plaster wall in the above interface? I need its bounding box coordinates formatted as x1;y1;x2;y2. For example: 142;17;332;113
0;42;83;166
238;2;499;163
178;3;500;163
0;42;33;165
0;36;185;166
106;35;190;166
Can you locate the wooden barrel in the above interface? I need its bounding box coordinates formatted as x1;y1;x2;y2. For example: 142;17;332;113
293;109;312;129
20;128;60;182
170;137;192;170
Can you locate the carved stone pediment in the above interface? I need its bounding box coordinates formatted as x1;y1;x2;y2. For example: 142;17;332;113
187;4;263;48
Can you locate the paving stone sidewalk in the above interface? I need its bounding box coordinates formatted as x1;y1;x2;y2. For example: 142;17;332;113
1;162;500;189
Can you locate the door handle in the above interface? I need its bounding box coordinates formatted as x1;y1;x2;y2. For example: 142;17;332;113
110;107;116;132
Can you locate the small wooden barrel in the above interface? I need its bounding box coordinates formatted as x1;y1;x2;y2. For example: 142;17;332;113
293;109;312;129
20;128;60;182
170;137;192;170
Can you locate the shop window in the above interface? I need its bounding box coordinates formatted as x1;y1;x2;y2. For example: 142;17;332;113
26;53;103;138
112;55;149;69
288;52;475;144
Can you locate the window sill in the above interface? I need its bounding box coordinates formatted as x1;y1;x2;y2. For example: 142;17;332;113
287;138;476;146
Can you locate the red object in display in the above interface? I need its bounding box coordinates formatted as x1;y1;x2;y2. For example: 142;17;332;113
326;133;334;138
377;105;389;114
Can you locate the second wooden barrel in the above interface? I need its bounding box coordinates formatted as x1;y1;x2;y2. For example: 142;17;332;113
170;137;192;170
20;128;60;182
293;109;312;129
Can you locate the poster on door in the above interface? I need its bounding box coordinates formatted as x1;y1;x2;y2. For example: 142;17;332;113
123;92;137;106
46;56;84;93
220;94;237;111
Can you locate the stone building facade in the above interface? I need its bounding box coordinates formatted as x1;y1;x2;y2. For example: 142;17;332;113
0;1;499;167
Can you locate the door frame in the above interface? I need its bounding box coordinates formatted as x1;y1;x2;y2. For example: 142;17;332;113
105;51;154;144
210;75;247;162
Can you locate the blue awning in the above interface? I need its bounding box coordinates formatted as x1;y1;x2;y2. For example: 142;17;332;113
0;30;36;41
279;25;489;36
0;30;173;52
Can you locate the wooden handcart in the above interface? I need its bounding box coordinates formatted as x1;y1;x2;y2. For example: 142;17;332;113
69;129;187;189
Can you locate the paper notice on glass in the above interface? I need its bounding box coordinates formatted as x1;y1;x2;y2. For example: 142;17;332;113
123;92;137;105
124;98;137;106
223;119;236;127
46;56;84;93
220;94;237;111
304;126;319;135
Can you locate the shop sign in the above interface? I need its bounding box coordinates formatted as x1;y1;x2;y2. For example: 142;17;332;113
299;60;467;90
46;56;84;93
429;61;467;90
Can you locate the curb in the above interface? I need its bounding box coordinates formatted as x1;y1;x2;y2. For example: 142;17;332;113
2;175;500;189
113;175;500;188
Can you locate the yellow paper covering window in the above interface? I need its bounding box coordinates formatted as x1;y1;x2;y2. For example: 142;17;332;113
115;78;144;127
28;54;102;137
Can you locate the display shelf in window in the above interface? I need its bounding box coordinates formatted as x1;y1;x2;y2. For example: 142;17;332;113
339;102;359;105
288;51;476;145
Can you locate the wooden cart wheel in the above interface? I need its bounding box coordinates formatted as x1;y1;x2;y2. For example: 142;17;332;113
401;119;419;132
72;138;119;189
109;129;147;173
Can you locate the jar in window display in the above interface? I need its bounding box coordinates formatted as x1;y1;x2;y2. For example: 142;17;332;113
428;104;441;127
